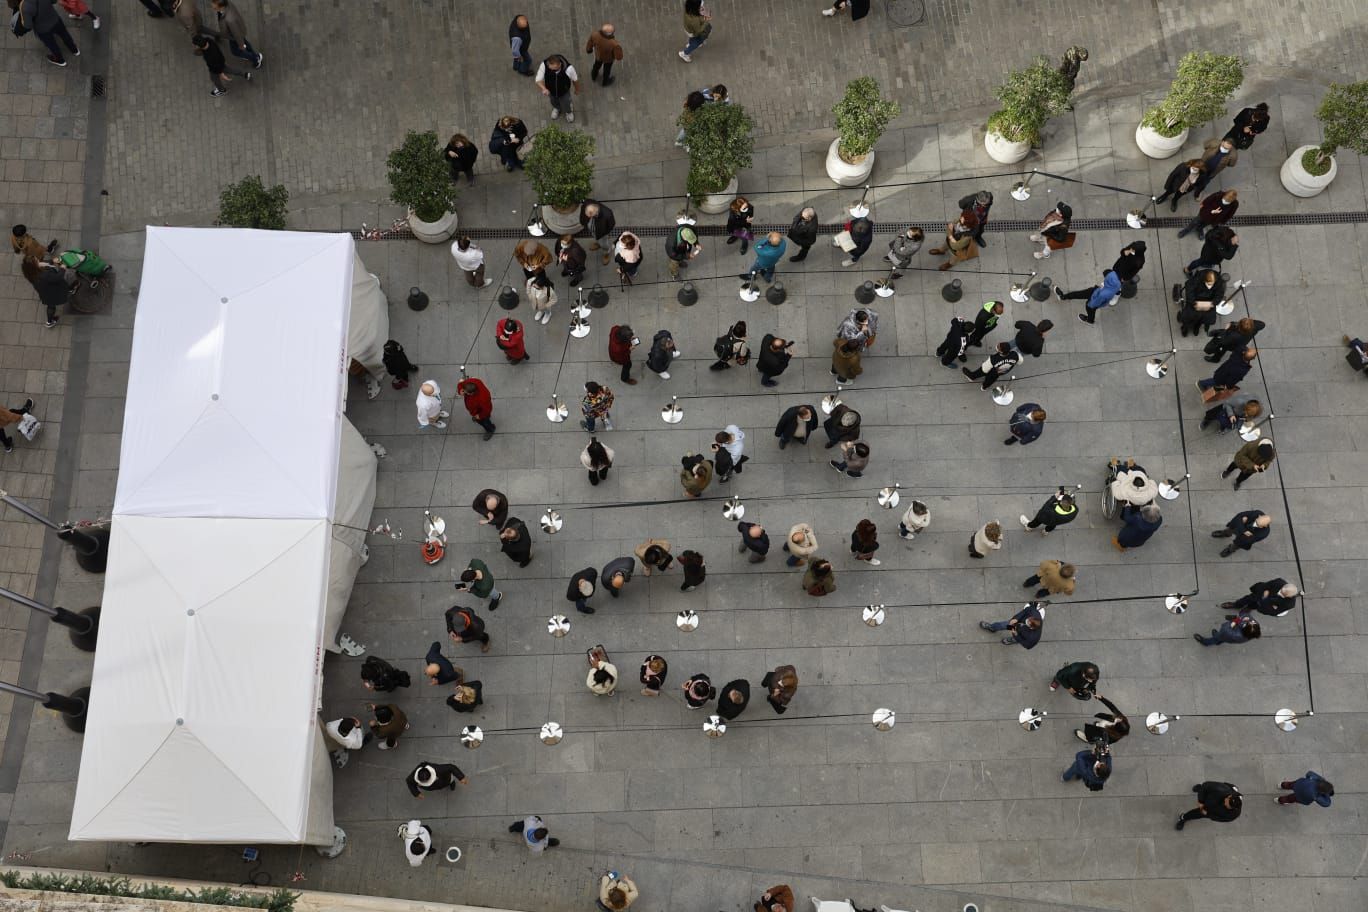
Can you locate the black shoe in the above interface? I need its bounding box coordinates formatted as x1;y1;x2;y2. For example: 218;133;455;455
1175;816;1186;831
1232;480;1242;490
547;837;560;846
726;237;737;245
760;379;778;387
1212;529;1232;537
488;596;501;612
1035;589;1050;598
777;439;788;449
589;474;600;486
508;822;524;833
519;559;531;568
21;399;33;413
788;255;806;262
577;605;596;614
1053;286;1064;301
1219;546;1235;557
1192;784;1202;792
1003;437;1017;445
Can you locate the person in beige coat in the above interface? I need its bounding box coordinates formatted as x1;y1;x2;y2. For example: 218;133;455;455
969;520;1003;559
587;646;618;696
784;522;817;568
599;872;638;910
633;538;673;575
1024;560;1076;599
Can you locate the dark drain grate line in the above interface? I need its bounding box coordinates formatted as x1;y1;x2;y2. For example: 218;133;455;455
349;211;1368;241
90;75;105;99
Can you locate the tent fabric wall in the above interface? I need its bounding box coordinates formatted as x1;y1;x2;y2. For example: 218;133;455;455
325;419;377;649
348;251;389;377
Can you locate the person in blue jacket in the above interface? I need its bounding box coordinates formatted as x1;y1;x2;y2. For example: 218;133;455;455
1277;772;1334;807
1061;747;1112;791
1114;503;1162;551
741;232;787;283
978;601;1045;648
1004;403;1046;446
1056;269;1122;324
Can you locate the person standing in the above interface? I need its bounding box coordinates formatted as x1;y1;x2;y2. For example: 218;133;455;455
398;819;436;866
936;316;972;367
1020;489;1078;534
1276;771;1333;808
567;567;597;614
1178;189;1239;240
1176;269;1225;338
405;762;469;798
446;605;492;653
1223;438;1275;490
598;872;639;911
962;342;1020;390
444;134;478;185
774;403;817;447
491;115;528;171
1024;559;1075;600
1004;404;1046;446
1076;695;1129;745
980;601;1045;648
1194;614;1261;647
582;437;614;486
608;324;639;385
754;885;797;912
787;208;819;262
367;703;408;751
1199;347;1257;398
1029;201;1073;259
1175;781;1242;830
716;680;750;720
1187;226;1239;274
1200;398;1262;434
454;558;502;611
822;403;861;449
968;520;1003;559
495;317;529;364
898;500;930;540
957;190;994;247
885;226;924;276
580;381;615;432
584;22;622;86
737;521;770;563
211;0;262;69
1050;661;1099;700
645;329;681;380
783;522;817;568
1227;578;1299;619
21;0;80;66
498;517;532;568
829;440;870;478
193;34;252;97
508;13;532;75
10;225;53;259
665;224;701;280
31;260;67;328
1154;159;1207;211
324;717;371;766
0;399;35;455
1224;102;1270;150
836;307;879;352
682;673;715;709
360;655;410;692
712;425;747;481
678;549;706;591
451;237;493;287
613;231;642;285
556;234;587;287
743;231;786;283
679;453;713;498
525;269;558;325
1204;316;1264;363
800;557;835;596
1061;746;1112;792
640;655;668;696
579;201;616;265
587;646;618;695
678;0;712;63
509;814;560;851
633;537;673;576
1012;319;1053;358
725;197;755;255
761;665;798;714
706;321;747;372
756;335;793;387
1111;241;1147;285
457;378;496;440
849;518;880;565
1191;137;1239;197
928;211;979;271
1114;503;1163;551
602;556;635;600
471;489;509;529
837;215;874;267
831;335;862;383
415;381;450;430
822;0;871;18
966;301;1004;348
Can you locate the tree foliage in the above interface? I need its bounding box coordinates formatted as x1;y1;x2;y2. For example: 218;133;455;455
386;130;459;223
833;77;901;162
680;102;755;202
216;175;289;230
1141;51;1244;137
0;870;296;912
986;56;1072;146
1308;81;1368;171
523;124;596;210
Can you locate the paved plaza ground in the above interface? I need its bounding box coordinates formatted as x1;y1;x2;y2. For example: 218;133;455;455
2;3;1367;912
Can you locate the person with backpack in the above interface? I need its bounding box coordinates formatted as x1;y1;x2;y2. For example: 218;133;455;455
18;0;81;67
709;321;749;371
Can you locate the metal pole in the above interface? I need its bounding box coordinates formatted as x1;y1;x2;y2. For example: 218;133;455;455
0;491;62;531
0;587;99;651
0;681;89;732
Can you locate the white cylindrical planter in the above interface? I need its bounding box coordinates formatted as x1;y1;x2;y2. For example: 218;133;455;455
542;204;582;235
983;130;1030;164
408;209;458;244
1280;144;1338;197
825;138;875;186
697;177;739;214
1134;124;1189;159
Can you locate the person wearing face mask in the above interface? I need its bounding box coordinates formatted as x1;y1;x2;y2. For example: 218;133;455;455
584;22;622;86
1178;189;1238;240
1176;269;1226;337
1154;159;1207;212
1191;137;1239;197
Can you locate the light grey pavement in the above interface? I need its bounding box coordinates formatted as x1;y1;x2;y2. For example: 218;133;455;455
2;3;1368;912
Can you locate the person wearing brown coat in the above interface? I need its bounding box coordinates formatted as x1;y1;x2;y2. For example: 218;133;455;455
801;558;836;596
679;453;713;498
761;665;798;714
584;23;622;86
1223;438;1275;490
1023;560;1076;599
0;398;35;454
831;337;863;383
9;225;51;259
367;703;409;750
754;884;796;912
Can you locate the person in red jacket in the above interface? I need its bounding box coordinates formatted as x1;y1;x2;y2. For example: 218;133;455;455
495;318;528;364
608;324;638;385
458;379;497;440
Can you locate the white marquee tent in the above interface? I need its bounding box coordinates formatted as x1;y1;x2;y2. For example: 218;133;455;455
70;227;382;845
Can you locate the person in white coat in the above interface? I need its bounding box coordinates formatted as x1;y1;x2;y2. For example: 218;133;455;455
398;819;435;866
416;381;449;430
898;500;930;540
324;717;370;768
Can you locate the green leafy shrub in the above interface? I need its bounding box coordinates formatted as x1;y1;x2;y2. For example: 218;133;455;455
0;870;296;912
386;130;459;223
986;56;1072;146
216;175;289;230
833;77;901;162
1302;81;1368;175
1141;51;1244;137
680;102;755;203
523;124;596;210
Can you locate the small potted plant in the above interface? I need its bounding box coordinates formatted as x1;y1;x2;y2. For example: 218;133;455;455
680;102;755;213
386;129;460;243
826;77;901;186
984;56;1072;163
1281;81;1368;197
523;125;597;234
216;175;289;229
1135;51;1244;159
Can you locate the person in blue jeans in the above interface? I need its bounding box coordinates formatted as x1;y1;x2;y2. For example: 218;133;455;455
1193;615;1260;647
211;0;264;69
979;601;1044;648
1276;771;1333;807
1061;747;1111;791
508;14;532;75
678;0;712;62
741;232;787;282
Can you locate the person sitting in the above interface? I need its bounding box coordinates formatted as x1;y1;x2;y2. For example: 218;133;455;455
1110;458;1157;507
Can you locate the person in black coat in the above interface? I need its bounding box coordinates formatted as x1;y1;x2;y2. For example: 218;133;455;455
579;200;616;263
406;762;468;797
1212;510;1272;557
716;679;750;720
937;316;972;366
1154;158;1207;211
1175;781;1242;829
472;488;509;529
33;264;70;328
678;549;706;591
446;606;491;652
1204;317;1264;362
1013;319;1053;358
774;404;818;448
1223;102;1270;150
1187;227;1238;274
1199;347;1257;393
1111;241;1146;283
498;517;532;567
822;404;861;449
444;134;479;184
840;216;874;265
557;235;587;286
446;679;484;713
1177;270;1226;337
787;207;819;261
361;655;410;692
962;342;1020;390
1226;578;1298;618
957;190;994;247
966;300;1004;347
567;567;597;614
490;116;527;172
756;334;793;387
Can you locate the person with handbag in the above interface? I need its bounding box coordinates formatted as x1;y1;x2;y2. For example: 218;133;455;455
710;320;749;371
556;234;586;287
835;215;874;267
1178;189;1239;240
678;549;706;591
1343;335;1368;373
1198;347;1257;400
645;329;681;380
1076;694;1129;744
1154;158;1208;211
1050;661;1099;700
1029;201;1073;259
928;211;979;271
725;196;755;255
494;317;529;364
801;558;836;596
489;115;527;172
836;307;878;351
1004;403;1047;446
936;315;972;367
612;231;642;285
760;665;798;714
0;398;36;454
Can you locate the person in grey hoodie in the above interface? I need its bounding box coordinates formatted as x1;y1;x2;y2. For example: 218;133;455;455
211;0;262;68
20;0;79;66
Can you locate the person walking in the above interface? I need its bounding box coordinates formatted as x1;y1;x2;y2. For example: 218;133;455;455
444;134;478;185
756;335;794;387
1076;695;1129;745
1178;189;1239;240
367;703;408;751
962;342;1020;390
1191;137;1239;197
677;0;712;62
584;22;622;86
1204;316;1264;363
567;567;597;614
1199;347;1257;400
1029;201;1073;259
787;207;819;262
193;34;251;97
1176;269;1226;338
360;655;410;692
525;272;557;325
398;819;436;866
1223;438;1275;490
1012;320;1053;359
1061;746;1112;792
508;13;532;75
850;518;881;565
509;814;560;851
1114;503;1163;551
665;224;701;280
679;453;713;498
936;316;972;367
415;381;450;430
556;234;586;287
966;301;1005;348
712;425;747;481
0;399;35;455
211;0;262;69
1224;102;1271;150
1050;661;1099;700
968;520;1003;559
794;557;835;597
737;521;770;563
454;558;502;611
472;489;509;529
761;665;798;714
598;872;639;911
640;655;668;696
457;378;496;440
783;522;817;568
1194;614;1261;647
495;317;529;364
490;115;528;171
579;201;616;264
450;237;493;287
928;211;979;271
497;517;532;568
1154;159;1208;211
645;329;681;380
1024;559;1076;600
678;549;706;591
957;190;994;247
1004;404;1046;446
1112;240;1147;286
725;197;755;255
1227;578;1299;619
898;500;930;540
382;340;418;391
1201;398;1262;434
885;226;924;276
774;403;818;448
835;215;874;267
1020;489;1078;534
822;0;871;18
829;440;870;478
587;645;618;695
709;321;748;371
1187;226;1239;274
837;307;879;352
424;641;462;686
446;604;492;653
743;232;786;283
1057;267;1121;325
980;600;1045;648
1175;781;1242;830
405;762;469;798
682;672;715;709
581;437;614;486
633;537;673;576
446;671;484;715
1276;771;1333;808
716;679;750;720
822;403;861;449
170;0;217;36
608;324;639;385
21;0;80;66
580;381;615;432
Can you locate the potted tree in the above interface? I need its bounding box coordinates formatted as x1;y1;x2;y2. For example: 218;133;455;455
524;125;596;234
386;129;460;243
826;77;901;186
1281;81;1368;197
216;175;289;229
681;102;755;213
984;56;1072;163
1135;51;1244;159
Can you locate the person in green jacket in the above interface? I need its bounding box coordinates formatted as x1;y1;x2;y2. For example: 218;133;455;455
455;558;502;611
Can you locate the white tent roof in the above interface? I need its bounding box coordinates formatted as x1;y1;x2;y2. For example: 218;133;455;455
73;227;361;845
